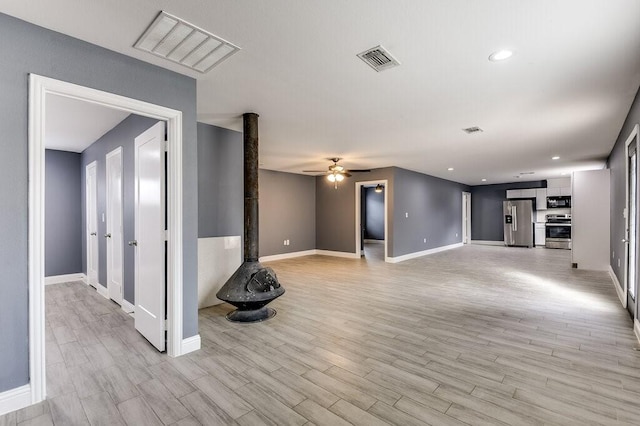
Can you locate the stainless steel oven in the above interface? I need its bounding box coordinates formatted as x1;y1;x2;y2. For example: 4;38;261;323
545;214;571;249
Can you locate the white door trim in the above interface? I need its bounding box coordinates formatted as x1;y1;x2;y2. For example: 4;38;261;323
28;74;185;405
623;123;639;310
355;180;389;262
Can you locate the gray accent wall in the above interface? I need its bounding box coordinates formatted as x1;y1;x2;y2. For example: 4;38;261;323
393;168;470;257
364;187;385;240
197;123;243;241
316;167;468;258
316;168;395;255
0;12;197;393
470;181;546;242
81;115;161;304
259;169;316;257
608;86;640;287
45;150;82;276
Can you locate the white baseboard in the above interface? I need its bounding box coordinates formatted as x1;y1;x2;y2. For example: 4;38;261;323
315;250;360;259
260;250;317;262
0;384;31;416
121;299;135;314
608;265;626;308
635;319;640;344
181;334;201;355
364;239;384;244
387;242;463;263
96;284;108;299
471;240;505;246
45;273;86;285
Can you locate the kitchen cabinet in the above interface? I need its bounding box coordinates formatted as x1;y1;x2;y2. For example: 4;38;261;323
506;189;537;199
535;223;546;246
536;189;547;210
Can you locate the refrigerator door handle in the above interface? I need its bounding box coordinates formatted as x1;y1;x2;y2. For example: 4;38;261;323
512;206;517;231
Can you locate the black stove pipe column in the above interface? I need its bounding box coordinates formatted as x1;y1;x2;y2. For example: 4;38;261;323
216;112;284;322
244;112;259;262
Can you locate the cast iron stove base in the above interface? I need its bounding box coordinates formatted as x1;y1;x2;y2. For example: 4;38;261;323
225;306;277;323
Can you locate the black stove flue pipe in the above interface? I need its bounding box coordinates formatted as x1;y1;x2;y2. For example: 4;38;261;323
216;113;284;322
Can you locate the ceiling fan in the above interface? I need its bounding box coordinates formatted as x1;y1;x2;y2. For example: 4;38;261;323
303;158;370;189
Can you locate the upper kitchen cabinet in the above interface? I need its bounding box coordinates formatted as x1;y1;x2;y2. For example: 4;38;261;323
547;177;571;196
571;169;610;271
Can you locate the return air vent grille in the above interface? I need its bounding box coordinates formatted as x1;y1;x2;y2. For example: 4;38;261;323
135;11;240;73
357;45;401;72
463;126;483;134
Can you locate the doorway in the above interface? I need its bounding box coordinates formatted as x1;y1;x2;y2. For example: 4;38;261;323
29;74;187;403
462;192;471;244
355;180;389;262
625;124;640;322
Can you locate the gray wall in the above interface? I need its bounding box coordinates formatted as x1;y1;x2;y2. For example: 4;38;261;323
315;167;468;258
81;115;160;304
316;168;395;255
470;181;546;242
393;168;470;257
364;187;385;240
197;123;243;241
259;170;316;256
45;150;82;276
197;123;316;258
608;87;640;286
0;12;197;393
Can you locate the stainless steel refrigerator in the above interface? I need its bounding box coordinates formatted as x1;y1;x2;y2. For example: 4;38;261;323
503;200;533;248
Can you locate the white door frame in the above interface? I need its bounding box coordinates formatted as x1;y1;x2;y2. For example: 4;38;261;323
355;180;389;262
29;74;185;404
106;146;124;305
462;192;471;244
623;124;640;311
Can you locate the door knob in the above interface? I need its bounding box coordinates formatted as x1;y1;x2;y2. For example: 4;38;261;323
622;238;629;243
90;232;97;236
128;240;137;246
104;233;111;238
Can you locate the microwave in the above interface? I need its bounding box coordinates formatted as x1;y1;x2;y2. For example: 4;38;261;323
547;196;571;209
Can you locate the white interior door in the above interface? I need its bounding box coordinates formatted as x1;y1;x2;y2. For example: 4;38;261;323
106;147;124;304
462;192;471;244
134;122;166;351
86;161;99;288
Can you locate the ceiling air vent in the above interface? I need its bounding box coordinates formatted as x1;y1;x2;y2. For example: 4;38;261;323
357;45;400;72
463;126;483;134
134;11;240;73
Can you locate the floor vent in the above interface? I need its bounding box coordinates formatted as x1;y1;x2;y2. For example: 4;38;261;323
134;11;240;73
463;126;483;134
357;45;400;72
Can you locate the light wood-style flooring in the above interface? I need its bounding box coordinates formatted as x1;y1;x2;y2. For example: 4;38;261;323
2;244;639;425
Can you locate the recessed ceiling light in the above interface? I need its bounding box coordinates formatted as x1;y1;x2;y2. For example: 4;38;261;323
489;50;513;62
552;156;560;160
447;167;454;171
481;178;487;182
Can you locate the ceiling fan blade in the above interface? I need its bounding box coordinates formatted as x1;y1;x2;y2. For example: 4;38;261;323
347;169;371;173
302;170;327;173
343;172;352;177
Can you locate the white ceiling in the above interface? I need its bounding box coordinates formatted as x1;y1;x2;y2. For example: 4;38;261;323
4;1;640;184
45;94;129;152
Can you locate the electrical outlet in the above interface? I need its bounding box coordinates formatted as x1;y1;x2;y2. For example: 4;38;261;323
283;240;287;246
618;258;621;267
423;238;427;243
612;250;615;259
455;233;458;237
101;213;105;222
405;212;409;218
